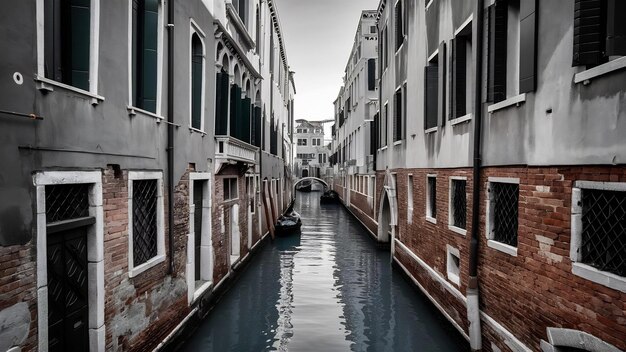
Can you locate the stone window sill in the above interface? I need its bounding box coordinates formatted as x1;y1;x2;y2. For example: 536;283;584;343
35;75;104;105
572;262;626;293
447;272;460;286
425;216;437;224
393;140;403;146
574;56;626;85
450;113;472;126
129;254;166;278
487;240;517;257
487;93;526;114
425;127;438;134
448;225;467;236
128;106;165;120
189;126;207;136
192;281;213;303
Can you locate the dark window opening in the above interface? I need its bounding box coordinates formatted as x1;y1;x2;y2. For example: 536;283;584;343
191;34;203;130
393;88;403;142
132;179;158;266
492;182;519;247
424;55;439;130
44;0;91;90
451;24;472;119
581;188;626;277
451;179;467;229
427;176;437;219
132;0;159;112
395;0;404;50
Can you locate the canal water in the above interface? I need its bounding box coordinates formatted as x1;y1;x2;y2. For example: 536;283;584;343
180;192;469;351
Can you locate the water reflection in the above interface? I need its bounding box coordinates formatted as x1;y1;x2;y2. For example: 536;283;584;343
181;192;469;352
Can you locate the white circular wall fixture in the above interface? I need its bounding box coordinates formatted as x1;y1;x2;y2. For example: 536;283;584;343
13;72;23;85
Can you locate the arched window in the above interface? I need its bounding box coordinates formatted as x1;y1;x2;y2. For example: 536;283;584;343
190;33;204;130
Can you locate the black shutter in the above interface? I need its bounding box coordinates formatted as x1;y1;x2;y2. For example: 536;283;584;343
242;97;252;144
69;0;90;90
394;90;402;141
519;0;537;93
573;0;605;66
488;1;507;103
230;85;241;139
438;42;446;127
368;58;376;90
452;37;467;118
191;35;203;130
44;0;62;81
396;0;404;50
371;113;379;153
606;0;626;57
424;65;439;130
215;72;229;135
140;0;159;112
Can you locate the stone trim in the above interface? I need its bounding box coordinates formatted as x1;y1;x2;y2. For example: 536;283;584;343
187;172;213;304
541;327;622;352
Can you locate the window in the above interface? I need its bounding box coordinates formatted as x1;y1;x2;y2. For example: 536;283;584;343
131;0;161;113
426;175;437;222
297;129;302;133
573;0;625;67
487;179;519;253
447;245;461;286
246;175;255;213
43;0;92;90
368;58;376;91
395;0;404;50
233;0;248;26
393;87;403;142
318;154;323;164
128;171;165;276
223;177;238;200
449;178;467;233
370;25;377;33
571;181;626;291
451;19;473;120
487;0;537;102
297;138;308;146
381;103;388;146
255;5;261;54
407;174;414;224
382;25;389;70
424;51;442;131
190;30;204;131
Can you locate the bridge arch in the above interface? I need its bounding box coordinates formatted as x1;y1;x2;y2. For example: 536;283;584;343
293;177;329;190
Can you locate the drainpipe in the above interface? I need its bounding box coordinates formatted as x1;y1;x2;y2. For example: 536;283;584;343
467;0;484;350
166;0;175;274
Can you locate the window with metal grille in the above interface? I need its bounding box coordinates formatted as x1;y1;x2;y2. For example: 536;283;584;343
491;182;519;247
132;179;158;266
223;178;238;201
450;179;467;230
45;184;90;223
427;176;437;220
580;189;626;277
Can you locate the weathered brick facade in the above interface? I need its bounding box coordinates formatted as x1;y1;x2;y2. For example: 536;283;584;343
335;166;626;351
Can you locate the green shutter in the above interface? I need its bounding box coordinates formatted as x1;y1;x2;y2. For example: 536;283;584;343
69;0;90;90
230;85;241;139
191;35;203;130
141;0;159;112
242;98;251;144
215;72;229;135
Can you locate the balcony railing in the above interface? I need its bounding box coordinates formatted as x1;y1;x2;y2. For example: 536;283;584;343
215;136;258;172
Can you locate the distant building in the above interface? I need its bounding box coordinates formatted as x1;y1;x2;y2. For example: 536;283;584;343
294;119;329;179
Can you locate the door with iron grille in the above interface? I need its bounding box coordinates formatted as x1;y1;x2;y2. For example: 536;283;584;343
45;184;92;351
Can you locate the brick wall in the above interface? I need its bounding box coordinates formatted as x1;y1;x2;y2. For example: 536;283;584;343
381;166;626;351
348;190;377;234
102;166;189;351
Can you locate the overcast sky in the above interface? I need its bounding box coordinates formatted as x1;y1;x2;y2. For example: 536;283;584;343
274;0;380;125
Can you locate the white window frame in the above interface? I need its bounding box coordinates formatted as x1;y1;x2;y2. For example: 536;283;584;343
407;174;414;224
446;245;461;286
187;172;213;304
485;177;519;257
35;0;104;104
570;181;626;293
33;170;105;352
448;176;468;236
224;177;239;201
426;174;437;224
189;19;207;133
127;0;165;119
128;171;166;277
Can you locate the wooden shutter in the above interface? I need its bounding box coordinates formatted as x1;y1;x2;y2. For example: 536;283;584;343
69;0;90;90
368;58;376;91
215;72;229;135
396;0;404;50
452;37;467;118
606;0;626;57
424;65;438;130
519;0;537;93
191;35;203;130
230;85;242;139
139;0;159;112
44;0;62;81
394;89;402;141
438;42;446;127
242;97;252;144
488;1;507;103
573;0;604;66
